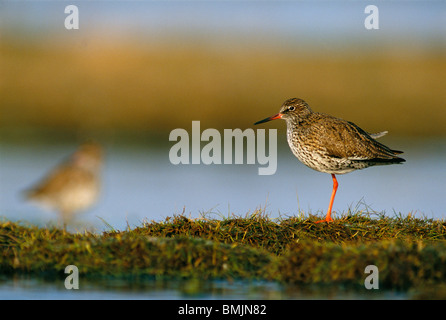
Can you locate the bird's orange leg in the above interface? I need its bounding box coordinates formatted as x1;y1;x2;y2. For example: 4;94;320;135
315;174;338;223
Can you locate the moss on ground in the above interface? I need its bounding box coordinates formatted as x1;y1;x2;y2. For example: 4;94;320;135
1;212;446;292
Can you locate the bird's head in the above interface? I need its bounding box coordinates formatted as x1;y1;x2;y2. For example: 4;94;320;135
254;98;312;126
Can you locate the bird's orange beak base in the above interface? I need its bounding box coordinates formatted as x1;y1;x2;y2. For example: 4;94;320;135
254;113;283;125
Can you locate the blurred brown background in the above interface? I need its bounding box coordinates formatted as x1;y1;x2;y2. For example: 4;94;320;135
1;2;445;143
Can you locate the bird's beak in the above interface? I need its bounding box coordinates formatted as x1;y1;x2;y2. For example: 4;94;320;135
254;113;283;125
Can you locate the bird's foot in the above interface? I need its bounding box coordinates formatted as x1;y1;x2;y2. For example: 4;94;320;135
314;217;334;224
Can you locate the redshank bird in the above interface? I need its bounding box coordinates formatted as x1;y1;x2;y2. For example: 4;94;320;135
25;142;103;225
254;98;405;223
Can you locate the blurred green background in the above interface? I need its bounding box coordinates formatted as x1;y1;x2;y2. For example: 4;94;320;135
1;1;445;143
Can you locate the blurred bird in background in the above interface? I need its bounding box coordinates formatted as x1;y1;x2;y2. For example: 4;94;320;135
24;142;103;226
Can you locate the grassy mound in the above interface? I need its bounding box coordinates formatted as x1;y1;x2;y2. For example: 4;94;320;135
1;212;446;292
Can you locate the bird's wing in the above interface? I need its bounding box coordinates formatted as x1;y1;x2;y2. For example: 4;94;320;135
26;165;94;199
316;117;401;161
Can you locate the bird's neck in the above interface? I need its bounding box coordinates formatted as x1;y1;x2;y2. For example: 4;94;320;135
285;120;299;141
286;119;299;131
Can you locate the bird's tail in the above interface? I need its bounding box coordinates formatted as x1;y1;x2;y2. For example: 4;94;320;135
369;131;388;139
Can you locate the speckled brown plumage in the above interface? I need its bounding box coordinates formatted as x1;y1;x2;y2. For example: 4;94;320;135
254;98;405;223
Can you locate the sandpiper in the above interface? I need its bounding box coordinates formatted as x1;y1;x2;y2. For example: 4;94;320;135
25;142;103;225
254;98;405;223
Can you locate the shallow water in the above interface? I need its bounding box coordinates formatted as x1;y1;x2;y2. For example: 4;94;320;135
1;138;445;232
1;139;445;299
0;276;409;300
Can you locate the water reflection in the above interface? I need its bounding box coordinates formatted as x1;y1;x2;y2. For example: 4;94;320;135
0;275;408;300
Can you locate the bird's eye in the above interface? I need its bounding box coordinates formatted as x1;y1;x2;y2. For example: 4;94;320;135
288;106;295;111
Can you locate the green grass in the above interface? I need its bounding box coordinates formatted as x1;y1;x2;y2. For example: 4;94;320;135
1;211;446;294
